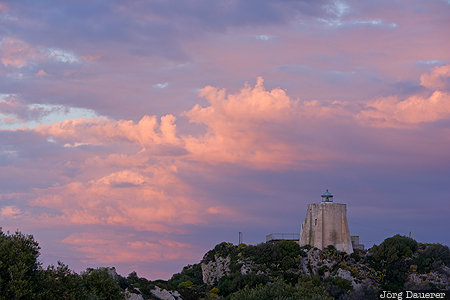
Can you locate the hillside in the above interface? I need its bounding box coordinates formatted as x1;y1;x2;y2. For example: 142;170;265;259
0;230;449;299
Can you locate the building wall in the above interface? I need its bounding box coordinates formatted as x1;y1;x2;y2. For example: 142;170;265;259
351;236;365;251
299;203;353;254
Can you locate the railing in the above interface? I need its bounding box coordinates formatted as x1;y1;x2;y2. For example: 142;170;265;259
266;233;300;242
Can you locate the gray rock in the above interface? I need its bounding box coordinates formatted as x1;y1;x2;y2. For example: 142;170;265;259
125;288;145;300
201;256;231;285
151;285;183;300
239;258;256;275
405;268;450;290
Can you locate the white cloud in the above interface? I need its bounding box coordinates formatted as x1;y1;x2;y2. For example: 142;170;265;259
0;97;102;130
153;82;169;89
255;35;272;41
325;0;349;18
318;18;397;28
47;48;79;63
417;60;444;65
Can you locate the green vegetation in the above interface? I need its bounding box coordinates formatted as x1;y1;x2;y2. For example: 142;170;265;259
369;234;418;290
0;230;41;299
166;263;205;299
0;230;123;299
414;243;450;274
229;277;333;300
0;229;448;299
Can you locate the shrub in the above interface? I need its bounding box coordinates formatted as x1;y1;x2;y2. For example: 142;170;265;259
324;276;353;298
229;277;333;300
371;234;418;265
241;240;301;268
370;234;418;290
202;242;236;262
216;273;269;296
169;263;203;287
414;244;450;274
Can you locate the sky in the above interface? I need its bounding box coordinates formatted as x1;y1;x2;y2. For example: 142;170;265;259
0;0;449;280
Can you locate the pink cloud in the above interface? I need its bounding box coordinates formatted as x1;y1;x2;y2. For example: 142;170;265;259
359;65;450;128
0;37;94;74
62;231;198;264
35;114;180;148
358;91;450;128
31;69;450;174
183;77;340;168
34;68;449;173
33;79;339;170
35;69;47;77
26;145;240;234
207;206;239;217
82;153;151;173
0;205;22;218
97;170;146;186
420;65;450;90
0;192;29;201
0;37;37;67
32;165;206;231
189;77;297;123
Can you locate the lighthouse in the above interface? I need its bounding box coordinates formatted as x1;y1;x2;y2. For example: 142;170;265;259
299;190;354;254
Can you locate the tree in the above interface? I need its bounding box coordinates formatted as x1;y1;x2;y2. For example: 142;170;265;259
81;267;124;300
370;234;418;290
371;234;418;265
0;230;41;299
229;277;333;300
39;261;88;299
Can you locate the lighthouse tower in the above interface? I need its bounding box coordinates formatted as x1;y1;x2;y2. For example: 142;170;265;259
299;190;353;254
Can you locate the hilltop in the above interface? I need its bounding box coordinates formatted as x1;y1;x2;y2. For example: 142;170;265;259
0;230;449;299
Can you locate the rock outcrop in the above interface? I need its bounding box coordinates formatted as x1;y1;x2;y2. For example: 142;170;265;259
298;248;379;291
404;266;450;290
151;286;183;300
121;238;449;299
125;288;145;300
201;255;231;285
